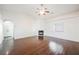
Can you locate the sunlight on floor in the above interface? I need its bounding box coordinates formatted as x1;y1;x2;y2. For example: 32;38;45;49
49;41;64;54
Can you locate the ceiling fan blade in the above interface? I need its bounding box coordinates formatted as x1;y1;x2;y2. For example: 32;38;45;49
45;11;50;13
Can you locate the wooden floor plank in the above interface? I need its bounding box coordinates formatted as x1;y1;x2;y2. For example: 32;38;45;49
4;36;79;55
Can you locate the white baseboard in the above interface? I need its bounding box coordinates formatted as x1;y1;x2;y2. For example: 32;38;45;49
45;35;79;42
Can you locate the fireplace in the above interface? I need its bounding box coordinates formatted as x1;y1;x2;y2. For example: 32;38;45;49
38;30;44;40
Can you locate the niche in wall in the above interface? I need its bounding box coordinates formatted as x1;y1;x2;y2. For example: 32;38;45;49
55;23;64;32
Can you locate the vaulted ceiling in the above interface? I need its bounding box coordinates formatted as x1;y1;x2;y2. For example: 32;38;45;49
0;4;79;20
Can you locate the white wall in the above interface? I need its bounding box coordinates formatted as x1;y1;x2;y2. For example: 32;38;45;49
2;10;48;39
0;14;3;44
32;19;47;36
45;11;79;42
2;11;34;39
2;9;79;42
0;12;3;51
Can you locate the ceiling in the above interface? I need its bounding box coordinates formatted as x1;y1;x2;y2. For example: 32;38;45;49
1;4;79;20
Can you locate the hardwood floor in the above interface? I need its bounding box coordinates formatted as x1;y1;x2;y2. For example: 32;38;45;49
3;36;79;55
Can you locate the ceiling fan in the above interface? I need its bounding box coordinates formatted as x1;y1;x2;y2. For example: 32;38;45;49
35;4;53;16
